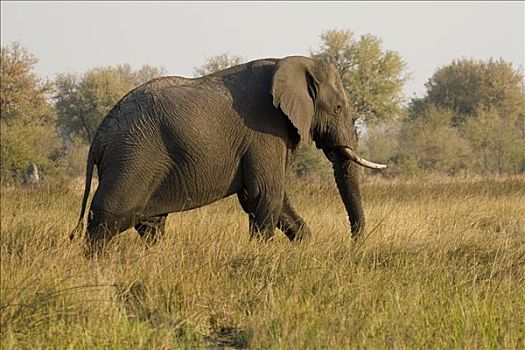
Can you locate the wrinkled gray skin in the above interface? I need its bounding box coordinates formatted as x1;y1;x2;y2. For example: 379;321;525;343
72;56;381;253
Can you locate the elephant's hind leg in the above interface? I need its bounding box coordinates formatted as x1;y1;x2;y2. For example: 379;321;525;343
134;214;167;246
85;208;127;257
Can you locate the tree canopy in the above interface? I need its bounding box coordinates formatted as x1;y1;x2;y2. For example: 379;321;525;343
0;42;54;126
193;53;245;77
3;35;524;183
311;29;408;125
408;58;525;126
1;42;61;183
395;58;525;175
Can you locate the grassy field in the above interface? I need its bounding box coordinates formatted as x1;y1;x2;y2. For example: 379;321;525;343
1;175;524;349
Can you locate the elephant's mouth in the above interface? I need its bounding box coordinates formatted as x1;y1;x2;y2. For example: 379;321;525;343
324;145;387;169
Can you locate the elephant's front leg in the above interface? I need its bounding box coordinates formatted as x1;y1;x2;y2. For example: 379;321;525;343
277;193;311;241
244;191;284;240
239;146;288;240
236;181;283;241
134;214;167;246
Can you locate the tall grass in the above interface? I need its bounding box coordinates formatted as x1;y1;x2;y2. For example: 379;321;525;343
1;176;524;348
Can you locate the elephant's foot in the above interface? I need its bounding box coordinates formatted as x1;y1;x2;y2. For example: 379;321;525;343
277;193;311;241
278;219;311;241
85;207;133;258
134;214;167;247
249;219;276;241
85;226;114;259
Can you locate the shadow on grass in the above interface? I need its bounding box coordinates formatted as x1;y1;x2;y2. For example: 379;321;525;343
204;325;249;349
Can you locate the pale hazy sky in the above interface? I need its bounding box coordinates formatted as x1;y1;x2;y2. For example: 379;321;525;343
1;1;524;98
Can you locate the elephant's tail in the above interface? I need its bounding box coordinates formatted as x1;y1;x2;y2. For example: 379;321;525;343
69;146;96;241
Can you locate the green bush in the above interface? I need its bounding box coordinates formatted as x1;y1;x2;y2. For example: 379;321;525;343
1;123;65;184
288;144;332;180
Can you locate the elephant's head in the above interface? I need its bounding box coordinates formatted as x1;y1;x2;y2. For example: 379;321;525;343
272;56;386;238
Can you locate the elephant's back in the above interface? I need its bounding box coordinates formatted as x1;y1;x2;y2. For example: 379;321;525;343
93;77;195;136
138;75;194;92
93;74;243;169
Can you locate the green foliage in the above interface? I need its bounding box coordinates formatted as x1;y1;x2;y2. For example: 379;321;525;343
288;144;332;180
6;37;524;182
54;64;166;143
1;126;34;183
408;58;525;126
193;53;245;77
361;121;400;163
1;124;65;183
0;42;54;125
311;29;408;124
461;108;525;174
396;106;472;175
359;120;401;176
49;138;90;180
0;42;61;184
398;58;525;176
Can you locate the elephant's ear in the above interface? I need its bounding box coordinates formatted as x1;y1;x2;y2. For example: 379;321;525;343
271;57;317;144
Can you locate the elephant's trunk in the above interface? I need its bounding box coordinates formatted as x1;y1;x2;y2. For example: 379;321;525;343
332;159;365;239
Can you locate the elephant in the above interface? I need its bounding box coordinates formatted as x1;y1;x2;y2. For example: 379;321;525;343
71;56;386;253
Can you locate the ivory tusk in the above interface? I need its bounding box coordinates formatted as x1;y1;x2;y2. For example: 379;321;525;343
339;147;387;169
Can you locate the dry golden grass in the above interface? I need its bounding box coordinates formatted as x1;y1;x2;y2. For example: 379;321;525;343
1;176;524;349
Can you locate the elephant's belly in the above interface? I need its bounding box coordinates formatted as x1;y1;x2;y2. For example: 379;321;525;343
166;180;242;213
146;161;244;215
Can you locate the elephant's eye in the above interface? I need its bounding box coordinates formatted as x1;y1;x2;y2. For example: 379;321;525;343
334;105;342;115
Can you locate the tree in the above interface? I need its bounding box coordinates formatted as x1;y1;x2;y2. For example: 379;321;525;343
193;53;245;77
54;64;166;143
288;144;332;180
311;29;408;125
408;58;525;126
0;42;54;125
404;58;525;175
1;42;60;184
360;120;400;172
396;106;472;175
461;108;525;174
